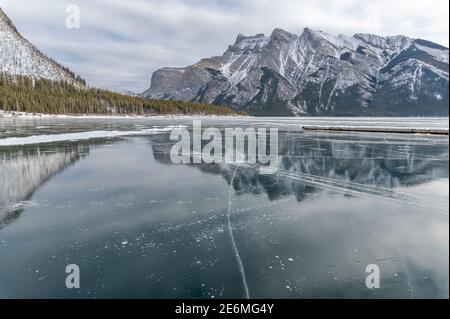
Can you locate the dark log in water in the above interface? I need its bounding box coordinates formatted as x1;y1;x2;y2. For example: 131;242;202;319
302;125;449;135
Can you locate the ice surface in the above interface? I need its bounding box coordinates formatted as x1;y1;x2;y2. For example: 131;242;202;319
0;117;448;298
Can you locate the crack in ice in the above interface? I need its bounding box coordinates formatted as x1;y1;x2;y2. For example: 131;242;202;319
227;165;250;299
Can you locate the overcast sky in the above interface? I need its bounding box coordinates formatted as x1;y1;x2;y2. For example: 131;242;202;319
1;0;448;92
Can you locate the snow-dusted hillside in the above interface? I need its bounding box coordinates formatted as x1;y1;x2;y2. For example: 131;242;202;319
0;8;84;86
142;28;449;116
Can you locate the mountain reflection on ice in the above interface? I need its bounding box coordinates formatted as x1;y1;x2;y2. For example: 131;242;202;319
151;131;448;208
0;118;448;299
0;142;90;228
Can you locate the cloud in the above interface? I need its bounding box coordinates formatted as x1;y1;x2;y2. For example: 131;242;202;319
1;0;448;92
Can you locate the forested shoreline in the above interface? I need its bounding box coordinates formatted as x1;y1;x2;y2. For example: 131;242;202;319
0;73;241;116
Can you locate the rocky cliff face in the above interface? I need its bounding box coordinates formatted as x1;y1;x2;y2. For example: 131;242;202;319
142;28;449;116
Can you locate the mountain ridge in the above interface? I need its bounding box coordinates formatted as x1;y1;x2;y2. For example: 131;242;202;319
142;27;449;116
0;7;85;87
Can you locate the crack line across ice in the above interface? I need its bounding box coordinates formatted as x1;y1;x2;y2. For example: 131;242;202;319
227;165;250;299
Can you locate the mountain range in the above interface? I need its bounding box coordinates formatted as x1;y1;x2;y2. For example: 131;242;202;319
142;28;449;116
1;7;448;117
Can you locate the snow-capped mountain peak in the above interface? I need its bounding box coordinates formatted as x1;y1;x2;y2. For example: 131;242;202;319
142;27;448;116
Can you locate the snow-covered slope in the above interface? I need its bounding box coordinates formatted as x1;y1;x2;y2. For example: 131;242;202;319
0;8;84;86
142;28;449;116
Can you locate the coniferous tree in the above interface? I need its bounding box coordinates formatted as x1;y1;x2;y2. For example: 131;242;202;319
0;73;244;116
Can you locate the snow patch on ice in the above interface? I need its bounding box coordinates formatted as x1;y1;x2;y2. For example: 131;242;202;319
0;126;185;146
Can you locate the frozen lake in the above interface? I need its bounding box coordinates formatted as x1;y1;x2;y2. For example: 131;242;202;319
0;117;448;298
